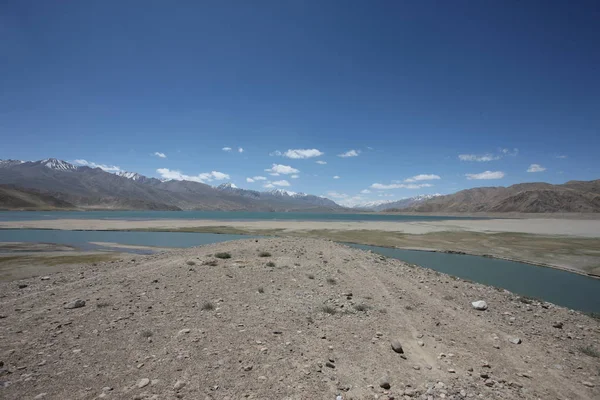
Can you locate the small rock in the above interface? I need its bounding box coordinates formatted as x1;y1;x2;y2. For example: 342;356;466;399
413;365;421;370
102;387;113;392
18;284;28;289
582;381;595;388
480;372;489;379
390;340;404;354
174;380;186;391
138;378;150;388
40;276;50;281
64;300;86;309
178;328;191;335
379;377;391;390
509;338;522;345
552;322;563;329
34;394;47;399
471;301;488;311
447;369;456;373
326;362;335;369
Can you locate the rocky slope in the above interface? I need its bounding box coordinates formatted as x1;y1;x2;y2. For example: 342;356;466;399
404;180;600;213
0;238;598;399
0;185;75;210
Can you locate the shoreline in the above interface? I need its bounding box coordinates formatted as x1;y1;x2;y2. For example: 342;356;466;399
2;226;600;280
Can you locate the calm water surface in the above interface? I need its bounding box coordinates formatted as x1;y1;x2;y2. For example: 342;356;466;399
1;229;598;313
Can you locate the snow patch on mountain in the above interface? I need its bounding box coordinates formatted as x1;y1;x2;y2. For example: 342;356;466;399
40;158;78;172
117;171;144;181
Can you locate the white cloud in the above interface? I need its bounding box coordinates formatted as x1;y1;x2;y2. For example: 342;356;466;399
291;174;299;179
253;176;267;181
360;189;371;194
370;183;433;190
153;152;167;158
238;147;244;153
272;180;290;187
280;148;324;159
222;147;232;152
270;150;282;156
265;164;299;175
333;175;340;179
263;183;275;188
156;168;230;183
527;164;546;173
326;191;349;199
228;183;238;188
556;155;567;159
404;174;441;182
458;154;500;162
338;149;360;158
465;170;505;180
500;148;519;156
316;160;327;165
73;159;122;173
246;177;255;183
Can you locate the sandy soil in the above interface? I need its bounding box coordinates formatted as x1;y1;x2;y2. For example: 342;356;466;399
0;238;598;400
2;217;600;237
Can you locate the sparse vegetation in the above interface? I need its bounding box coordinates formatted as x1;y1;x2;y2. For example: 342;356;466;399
405;305;414;310
518;295;539;304
259;251;272;257
186;260;196;266
321;305;337;315
326;277;337;285
203;259;218;266
586;312;600;321
140;329;153;338
96;302;110;308
258;286;264;293
578;345;599;358
354;303;370;312
215;252;231;259
266;261;276;267
201;301;215;311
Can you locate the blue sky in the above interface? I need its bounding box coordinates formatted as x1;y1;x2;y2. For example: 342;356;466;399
1;1;598;206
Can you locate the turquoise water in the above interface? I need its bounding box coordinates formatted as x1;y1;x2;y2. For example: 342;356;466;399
1;229;598;313
0;210;488;222
348;244;600;314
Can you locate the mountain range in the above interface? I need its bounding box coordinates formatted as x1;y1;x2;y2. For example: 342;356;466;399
1;158;598;213
392;180;600;213
0;158;342;211
351;194;443;211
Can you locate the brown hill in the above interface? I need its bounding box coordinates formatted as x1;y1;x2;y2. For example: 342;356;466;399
401;180;600;213
0;185;75;210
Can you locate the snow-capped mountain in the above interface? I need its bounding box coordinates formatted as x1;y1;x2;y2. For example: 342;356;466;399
268;189;298;197
38;158;78;172
0;159;24;168
353;194;443;211
0;158;343;211
117;171;143;181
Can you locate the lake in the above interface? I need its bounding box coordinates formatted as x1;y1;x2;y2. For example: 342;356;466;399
1;229;598;313
0;210;488;222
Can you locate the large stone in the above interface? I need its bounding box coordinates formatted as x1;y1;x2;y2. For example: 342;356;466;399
64;300;86;309
379;377;391;389
391;340;404;354
138;378;150;388
509;337;522;345
471;301;488;310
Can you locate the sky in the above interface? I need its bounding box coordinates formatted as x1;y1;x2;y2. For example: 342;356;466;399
1;1;599;206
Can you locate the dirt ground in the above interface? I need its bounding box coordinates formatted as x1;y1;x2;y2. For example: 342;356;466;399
0;238;598;399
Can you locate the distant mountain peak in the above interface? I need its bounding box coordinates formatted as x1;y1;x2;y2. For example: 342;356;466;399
40;158;78;172
268;189;297;197
217;182;238;189
117;171;143;181
0;159;24;168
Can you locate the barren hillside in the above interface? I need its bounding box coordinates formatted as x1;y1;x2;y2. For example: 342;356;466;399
0;238;598;399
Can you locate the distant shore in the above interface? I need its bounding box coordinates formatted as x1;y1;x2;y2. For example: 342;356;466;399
1;217;600;276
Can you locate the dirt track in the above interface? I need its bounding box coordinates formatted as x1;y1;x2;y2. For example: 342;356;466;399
1;238;598;399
